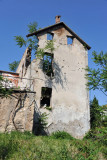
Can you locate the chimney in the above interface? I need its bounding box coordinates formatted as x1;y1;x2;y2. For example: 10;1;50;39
55;15;61;23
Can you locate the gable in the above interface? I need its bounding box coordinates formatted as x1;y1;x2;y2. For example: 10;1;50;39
26;22;91;50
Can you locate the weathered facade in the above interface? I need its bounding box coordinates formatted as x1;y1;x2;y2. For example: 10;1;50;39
0;16;91;138
0;70;19;88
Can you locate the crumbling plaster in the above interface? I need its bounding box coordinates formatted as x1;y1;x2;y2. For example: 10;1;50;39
16;25;90;138
0;24;90;139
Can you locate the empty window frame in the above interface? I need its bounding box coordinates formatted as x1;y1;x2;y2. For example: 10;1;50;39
43;53;54;77
67;36;73;45
47;33;53;40
40;87;52;107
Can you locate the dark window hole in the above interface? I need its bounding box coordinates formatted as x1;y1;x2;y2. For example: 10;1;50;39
40;87;52;107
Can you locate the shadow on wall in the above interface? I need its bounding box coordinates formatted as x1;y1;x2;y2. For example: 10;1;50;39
1;92;48;136
12;93;27;131
39;58;67;90
32;99;49;135
53;60;67;90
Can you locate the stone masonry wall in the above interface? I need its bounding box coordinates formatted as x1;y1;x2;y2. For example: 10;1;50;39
0;92;36;133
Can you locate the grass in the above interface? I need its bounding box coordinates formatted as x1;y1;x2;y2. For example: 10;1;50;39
0;128;106;160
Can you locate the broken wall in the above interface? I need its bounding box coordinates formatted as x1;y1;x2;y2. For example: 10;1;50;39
0;24;90;139
0;71;19;88
29;25;90;139
16;47;31;79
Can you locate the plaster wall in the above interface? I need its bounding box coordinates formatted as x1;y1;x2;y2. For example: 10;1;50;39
19;26;90;138
0;24;90;139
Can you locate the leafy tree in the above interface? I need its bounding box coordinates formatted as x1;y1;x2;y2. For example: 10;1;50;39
14;22;38;55
90;96;104;128
9;22;38;72
14;22;55;77
86;51;107;96
9;60;20;72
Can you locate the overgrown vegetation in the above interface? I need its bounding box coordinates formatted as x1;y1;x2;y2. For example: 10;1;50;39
0;76;12;97
0;127;106;160
90;96;106;129
9;22;38;72
15;22;38;55
9;60;20;72
86;51;107;96
36;40;55;77
35;112;48;135
2;22;106;160
11;22;55;77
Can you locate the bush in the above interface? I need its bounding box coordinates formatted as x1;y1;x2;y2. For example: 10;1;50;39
51;131;74;140
84;127;107;143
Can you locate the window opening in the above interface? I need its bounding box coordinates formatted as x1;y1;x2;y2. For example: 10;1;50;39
40;87;52;107
67;36;73;45
47;33;53;40
43;53;54;77
21;64;24;77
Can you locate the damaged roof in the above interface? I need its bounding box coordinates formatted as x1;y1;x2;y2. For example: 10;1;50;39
0;70;19;75
26;22;91;50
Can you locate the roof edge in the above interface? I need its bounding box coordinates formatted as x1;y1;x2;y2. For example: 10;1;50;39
0;70;19;75
26;22;91;50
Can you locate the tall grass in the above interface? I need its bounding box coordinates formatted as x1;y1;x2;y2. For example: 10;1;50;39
0;127;106;160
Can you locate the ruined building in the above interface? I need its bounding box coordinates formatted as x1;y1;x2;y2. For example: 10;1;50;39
0;16;91;139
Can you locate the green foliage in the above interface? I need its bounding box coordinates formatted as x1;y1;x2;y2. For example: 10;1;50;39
85;127;107;144
27;22;38;33
86;51;107;96
0;128;106;160
15;21;38;55
36;40;55;77
36;48;45;59
102;105;107;127
15;22;55;77
84;127;107;158
15;22;55;59
14;36;26;48
45;106;52;111
45;40;55;52
36;40;55;58
36;113;48;135
9;60;20;72
0;75;12;97
0;131;35;160
90;96;105;129
0;135;19;159
43;53;54;77
57;145;72;160
39;113;48;128
51;131;74;140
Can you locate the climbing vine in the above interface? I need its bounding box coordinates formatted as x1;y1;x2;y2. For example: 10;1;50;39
36;40;55;77
36;40;55;58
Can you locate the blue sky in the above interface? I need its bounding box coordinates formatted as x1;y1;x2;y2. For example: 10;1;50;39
0;0;107;105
